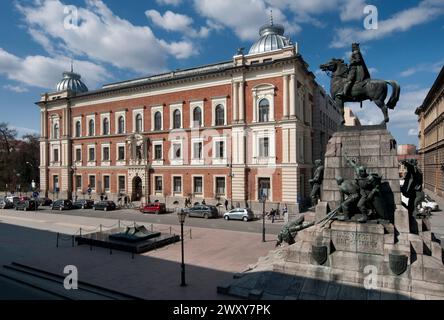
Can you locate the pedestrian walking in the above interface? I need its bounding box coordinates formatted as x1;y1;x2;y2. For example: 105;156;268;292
224;199;229;211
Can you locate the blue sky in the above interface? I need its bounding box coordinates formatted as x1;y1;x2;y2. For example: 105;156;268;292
0;0;443;146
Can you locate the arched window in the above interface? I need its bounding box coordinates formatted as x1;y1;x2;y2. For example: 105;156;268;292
102;118;109;135
88;119;95;136
135;114;143;133
193;107;202;127
75;121;81;138
173;109;181;129
259;99;269;122
215;105;225;126
118;116;125;134
53;123;59;139
154;112;162;131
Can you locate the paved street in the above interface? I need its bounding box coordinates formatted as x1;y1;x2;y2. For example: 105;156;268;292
426;190;444;241
0;208;278;299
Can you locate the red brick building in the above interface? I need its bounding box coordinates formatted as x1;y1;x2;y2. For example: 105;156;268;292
37;21;340;213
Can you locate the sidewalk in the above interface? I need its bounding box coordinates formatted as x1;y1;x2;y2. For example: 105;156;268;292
0;210;277;299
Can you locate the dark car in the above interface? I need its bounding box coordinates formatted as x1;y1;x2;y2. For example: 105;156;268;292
73;199;95;209
184;205;219;219
51;200;73;211
39;197;53;207
140;202;166;214
93;201;116;212
6;196;21;208
15;200;38;211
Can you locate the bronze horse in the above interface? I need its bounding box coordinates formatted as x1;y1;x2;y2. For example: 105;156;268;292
320;58;400;125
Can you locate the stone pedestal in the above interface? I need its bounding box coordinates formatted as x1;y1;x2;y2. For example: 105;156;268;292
322;126;400;211
218;126;444;300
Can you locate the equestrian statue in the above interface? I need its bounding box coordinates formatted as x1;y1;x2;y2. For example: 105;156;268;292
320;43;401;125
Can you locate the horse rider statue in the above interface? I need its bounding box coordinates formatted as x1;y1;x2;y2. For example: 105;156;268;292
342;43;371;98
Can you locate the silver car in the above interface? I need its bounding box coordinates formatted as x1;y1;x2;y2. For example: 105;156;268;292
223;208;255;221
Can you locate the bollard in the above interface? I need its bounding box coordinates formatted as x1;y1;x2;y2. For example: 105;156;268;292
118;220;121;229
56;233;59;248
72;235;74;247
134;221;136;228
100;224;102;233
80;228;82;237
190;228;192;239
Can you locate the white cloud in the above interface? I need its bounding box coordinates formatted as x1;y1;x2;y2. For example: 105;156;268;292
3;85;29;93
339;0;367;22
0;48;110;90
331;0;444;48
16;0;196;76
146;10;210;38
194;0;298;41
9;126;40;138
408;128;419;136
400;60;443;77
156;0;183;6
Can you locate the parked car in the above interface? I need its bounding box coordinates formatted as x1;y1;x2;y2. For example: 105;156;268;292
184;205;219;219
93;201;116;212
73;199;95;209
51;199;73;211
223;208;255;221
6;196;20;207
0;198;13;209
15;200;38;211
39;197;53;207
140;202;166;214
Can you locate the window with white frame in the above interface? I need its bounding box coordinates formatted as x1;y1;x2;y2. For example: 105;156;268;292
103;175;110;192
102;117;110;135
170;104;182;129
154;144;163;160
117;114;125;134
259;137;269;157
117;145;125;161
212;98;227;126
193;176;203;195
102;145;110;162
88;175;96;190
192;107;202;128
53;148;59;162
75;146;82;162
118;176;126;193
193;141;203;159
151;106;163;131
252;84;275;122
74;119;81;138
172;143;181;160
75;175;82;191
88;146;95;162
215;177;226;196
190;102;204;128
258;178;271;200
53;123;59;139
132;109;144;133
154;176;163;193
215;140;224;159
173;176;182;194
88;118;95;136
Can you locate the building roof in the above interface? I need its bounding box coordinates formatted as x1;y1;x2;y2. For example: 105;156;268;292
416;65;444;114
56;70;88;94
248;21;293;55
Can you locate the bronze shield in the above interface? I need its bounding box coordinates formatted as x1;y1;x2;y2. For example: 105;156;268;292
312;245;328;265
389;254;408;275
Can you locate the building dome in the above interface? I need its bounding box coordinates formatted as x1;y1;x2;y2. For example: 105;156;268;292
248;21;292;55
56;68;88;93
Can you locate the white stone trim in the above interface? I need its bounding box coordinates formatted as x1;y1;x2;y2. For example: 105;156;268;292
252;84;275;123
73;116;82;138
256;175;273;201
100;113;110;135
191;138;204;165
101;143;111;166
170;139;184;166
87;144;96;166
74;145;82;164
152;140;164;166
252;127;276;165
86;114;96;137
153;174;164;195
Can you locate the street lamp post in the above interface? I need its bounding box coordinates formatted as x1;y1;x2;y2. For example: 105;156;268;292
178;209;187;287
260;193;266;243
